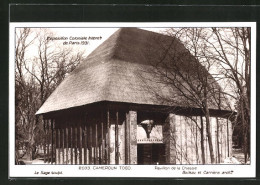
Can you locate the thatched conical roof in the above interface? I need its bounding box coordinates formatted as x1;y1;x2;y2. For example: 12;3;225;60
36;28;227;115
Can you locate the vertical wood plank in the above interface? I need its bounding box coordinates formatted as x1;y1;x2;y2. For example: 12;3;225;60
109;124;116;164
220;121;223;162
190;118;194;164
101;113;104;164
115;111;119;165
227;119;229;157
61;121;64;165
79;118;83;165
92;123;96;164
89;124;93;164
84;124;87;164
57;127;60;164
65;121;69;165
216;118;220;163
228;118;233;158
119;119;125;164
43;120;46;163
70;125;73;164
55;121;58;165
51;119;54;164
60;125;63;164
62;125;65;164
47;120;50;164
99;115;102;164
75;123;78;165
95;122;98;164
54;119;56;165
107;109;110;164
175;115;181;164
222;122;225;162
180;116;183;164
184;117;187;164
195;117;199;164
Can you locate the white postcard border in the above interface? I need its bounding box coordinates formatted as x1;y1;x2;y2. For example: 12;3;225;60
9;22;256;178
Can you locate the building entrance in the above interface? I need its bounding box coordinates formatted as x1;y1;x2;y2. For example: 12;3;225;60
137;144;166;165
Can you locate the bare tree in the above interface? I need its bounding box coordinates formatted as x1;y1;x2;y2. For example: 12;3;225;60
15;28;85;161
142;27;250;163
23;29;84;104
140;28;242;164
15;28;37;161
209;28;251;163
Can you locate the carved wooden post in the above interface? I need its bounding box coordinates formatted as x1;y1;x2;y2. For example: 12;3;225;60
163;113;176;164
126;110;137;164
125;112;130;165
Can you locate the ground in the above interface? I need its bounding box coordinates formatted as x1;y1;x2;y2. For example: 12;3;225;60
232;148;248;164
17;148;248;165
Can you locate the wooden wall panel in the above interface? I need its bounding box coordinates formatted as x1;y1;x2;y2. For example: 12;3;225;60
175;115;181;164
129;111;137;164
172;115;231;164
42;108;232;166
163;113;176;164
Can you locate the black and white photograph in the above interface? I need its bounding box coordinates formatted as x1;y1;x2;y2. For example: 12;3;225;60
9;22;256;178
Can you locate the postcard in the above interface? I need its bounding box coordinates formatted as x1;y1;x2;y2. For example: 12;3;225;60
9;22;256;178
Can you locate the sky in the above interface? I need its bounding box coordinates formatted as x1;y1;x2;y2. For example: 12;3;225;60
45;27;119;56
41;27;166;57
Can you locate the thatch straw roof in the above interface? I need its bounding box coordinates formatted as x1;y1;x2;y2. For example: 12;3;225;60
36;28;227;115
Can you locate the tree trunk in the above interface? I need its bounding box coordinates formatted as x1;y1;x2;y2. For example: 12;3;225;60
216;118;220;163
205;114;215;163
240;99;248;163
26;145;33;161
200;116;205;164
204;98;215;164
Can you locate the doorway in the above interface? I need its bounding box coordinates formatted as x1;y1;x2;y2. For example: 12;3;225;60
137;144;166;165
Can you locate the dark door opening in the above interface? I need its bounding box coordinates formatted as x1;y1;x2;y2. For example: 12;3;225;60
137;144;166;165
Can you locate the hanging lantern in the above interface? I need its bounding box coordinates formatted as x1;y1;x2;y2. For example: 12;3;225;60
140;120;154;138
